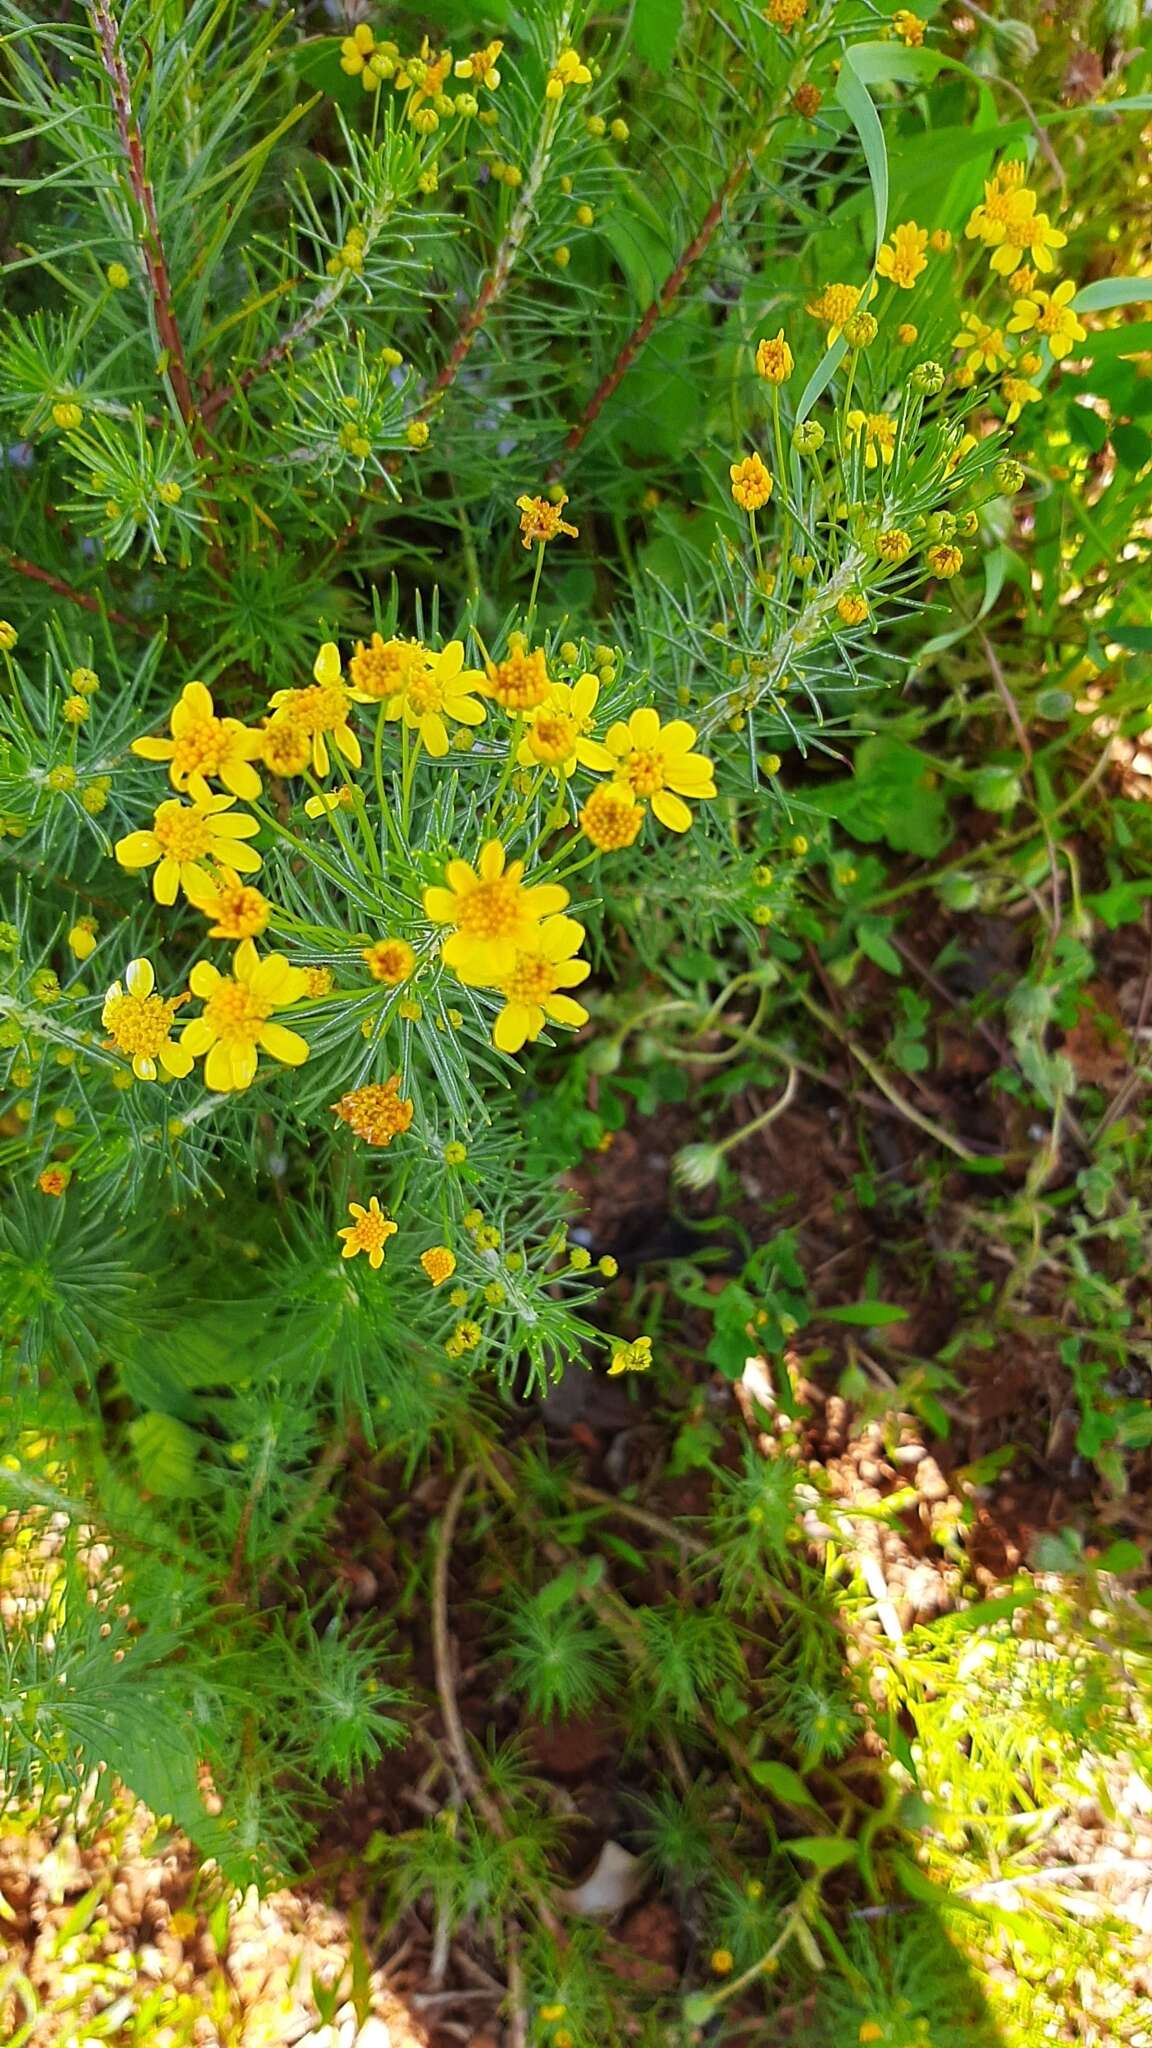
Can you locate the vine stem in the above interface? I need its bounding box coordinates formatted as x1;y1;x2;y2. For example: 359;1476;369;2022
3;552;149;636
89;0;199;435
431;1465;565;1941
416;89;565;422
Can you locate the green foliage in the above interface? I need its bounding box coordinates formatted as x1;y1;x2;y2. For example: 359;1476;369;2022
3;0;1152;2040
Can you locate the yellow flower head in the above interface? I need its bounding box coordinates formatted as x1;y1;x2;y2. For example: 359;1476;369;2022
38;1166;71;1197
896;322;918;345
516;673;614;778
546;48;591;98
421;1245;457;1285
845;409;897;468
891;9;925;45
425;839;570;984
877;528;912;564
115;789;261;905
989;207;1067;276
730;451;774;511
876;220;928;290
456;41;503;88
132;679;264;800
305;784;357;819
805;281;861;343
754;330;793;384
267;644;361;776
764;0;808;28
965;166;1034;250
837;593;869;626
0;621;18;652
364;937;416;985
338;1196;398;1269
602;707;715;833
517;491;579;549
395;39;452;103
579;780;643;852
340;23;380;87
184;866;271;940
181;940;310;1093
304;966;334;996
951;312;1010;374
67;918;98;960
1000;373;1042;423
710;1949;734;1976
262;712;314;777
332;1075;414;1146
381;640;487;758
489;915;590;1054
103;957;193;1081
607;1334;653;1376
1007;277;1085;361
348;632;430;703
927;543;964;578
482;634;553;714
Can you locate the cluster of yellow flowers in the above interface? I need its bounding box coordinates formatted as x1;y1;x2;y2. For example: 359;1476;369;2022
337;25;592;120
339;27;503;128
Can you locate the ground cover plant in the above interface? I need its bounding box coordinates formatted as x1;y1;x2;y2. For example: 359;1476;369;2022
2;0;1152;2042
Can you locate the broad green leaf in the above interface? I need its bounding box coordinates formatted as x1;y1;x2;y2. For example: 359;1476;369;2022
1074;277;1152;314
747;1759;819;1808
633;0;683;73
786;1835;859;1870
821;1300;910;1327
128;1411;200;1499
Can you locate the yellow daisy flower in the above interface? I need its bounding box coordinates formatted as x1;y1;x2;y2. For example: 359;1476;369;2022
579;781;644;851
754;331;793;384
1007;278;1086;362
331;1076;414;1146
516;491;579;548
348;632;430;702
482;634;553;714
421;1245;457;1284
876;220;928;290
261;712;314;777
730;452;774;511
601;708;716;834
607;1334;653;1375
304;784;357;819
424;839;570;985
115;789;261;905
363;937;416;985
340;23;380;88
337;1197;398;1269
455;41;503;88
382;640;487;757
489;915;591;1054
180;940;310;1092
989;207;1067;276
184;867;271;939
102;957;193;1082
951;312;1010;374
131;679;264;800
1000;372;1042;423
845;409;897;468
267;644;361;777
964;168;1033;250
805;281;862;344
515;673;615;777
546;48;591;98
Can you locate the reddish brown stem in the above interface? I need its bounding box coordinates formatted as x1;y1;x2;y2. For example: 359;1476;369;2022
555;156;751;471
89;0;198;433
5;552;150;636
